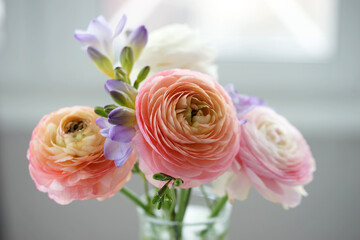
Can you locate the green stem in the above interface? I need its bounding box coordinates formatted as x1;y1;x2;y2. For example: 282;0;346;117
200;195;229;238
140;172;151;206
174;188;192;240
168;187;178;240
168;187;177;221
200;185;213;210
119;187;155;217
209;195;228;218
175;188;192;222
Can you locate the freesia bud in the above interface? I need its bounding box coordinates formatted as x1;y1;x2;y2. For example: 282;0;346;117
120;46;134;76
108;106;136;125
134;66;150;89
174;178;184;187
105;80;137;109
127;25;148;61
114;67;129;83
110;90;135;109
104;104;118;115
87;46;115;78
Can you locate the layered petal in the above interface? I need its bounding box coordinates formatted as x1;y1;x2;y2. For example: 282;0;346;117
214;105;315;208
135;69;240;188
27;106;136;204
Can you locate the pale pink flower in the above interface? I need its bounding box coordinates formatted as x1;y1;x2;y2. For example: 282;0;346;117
135;69;240;188
213;106;315;208
27;106;136;205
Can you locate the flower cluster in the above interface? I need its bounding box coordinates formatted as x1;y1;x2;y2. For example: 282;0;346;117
28;14;315;213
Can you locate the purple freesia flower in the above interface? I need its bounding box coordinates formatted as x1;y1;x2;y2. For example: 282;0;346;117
225;84;265;124
74;15;127;77
97;80;138;167
96;115;136;167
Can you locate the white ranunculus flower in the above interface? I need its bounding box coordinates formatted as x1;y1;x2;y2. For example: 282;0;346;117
135;24;217;79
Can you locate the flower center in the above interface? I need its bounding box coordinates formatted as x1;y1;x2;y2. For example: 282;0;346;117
176;95;212;126
64;121;87;134
266;124;287;146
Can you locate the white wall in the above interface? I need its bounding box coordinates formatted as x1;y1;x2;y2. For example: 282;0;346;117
0;0;359;138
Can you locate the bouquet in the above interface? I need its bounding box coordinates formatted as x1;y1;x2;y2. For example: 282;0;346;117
27;15;315;240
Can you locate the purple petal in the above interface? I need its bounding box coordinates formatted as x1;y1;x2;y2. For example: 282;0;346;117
104;138;133;166
239;118;249;125
86;16;113;59
225;84;265;118
108;107;136;125
114;145;133;167
127;25;148;60
87;46;107;61
128;25;148;46
113;15;127;38
96;117;112;129
109;125;136;142
105;79;127;92
100;128;110;138
74;31;98;44
87;16;113;40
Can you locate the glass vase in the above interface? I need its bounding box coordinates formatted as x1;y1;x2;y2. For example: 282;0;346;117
137;187;232;240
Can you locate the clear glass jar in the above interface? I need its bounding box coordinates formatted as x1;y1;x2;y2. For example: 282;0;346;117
137;187;232;240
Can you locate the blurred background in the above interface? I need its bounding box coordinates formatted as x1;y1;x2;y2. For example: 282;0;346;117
0;0;359;239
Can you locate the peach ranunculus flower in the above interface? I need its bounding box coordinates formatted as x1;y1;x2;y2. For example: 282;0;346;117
213;106;315;208
27;106;136;205
135;69;240;188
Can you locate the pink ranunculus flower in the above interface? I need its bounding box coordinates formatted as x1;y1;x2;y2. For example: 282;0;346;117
27;106;136;205
135;69;240;188
213;106;315;208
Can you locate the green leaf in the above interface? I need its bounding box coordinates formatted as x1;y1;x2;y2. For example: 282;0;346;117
94;106;108;118
161;188;173;211
134;66;150;89
120;47;134;76
157;196;164;210
153;173;173;181
151;180;171;204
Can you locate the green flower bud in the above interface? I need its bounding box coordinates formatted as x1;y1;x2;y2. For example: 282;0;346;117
120;47;134;76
